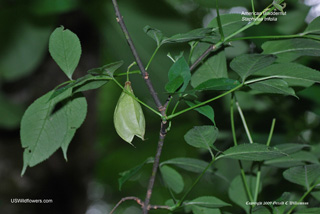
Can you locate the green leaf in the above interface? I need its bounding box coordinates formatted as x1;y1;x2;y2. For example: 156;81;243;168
49;26;81;80
194;78;240;91
0;93;24;129
0;21;52;81
295;208;320;214
118;157;154;191
144;26;215;46
160;165;184;194
230;54;277;81
184;126;218;150
283;164;320;189
143;25;164;47
262;39;320;62
248;79;296;97
219;143;286;161
304;16;320;35
51;74;111;100
161;157;213;173
185;196;231;208
163;28;215;44
114;82;145;144
274;143;310;154
265;151;319;168
253;63;320;84
252;206;272;214
61;94;87;160
87;60;124;77
311;191;320;202
228;175;259;213
191;45;227;87
21;90;87;175
273;2;283;12
191;206;221;214
185;101;215;125
165;57;191;93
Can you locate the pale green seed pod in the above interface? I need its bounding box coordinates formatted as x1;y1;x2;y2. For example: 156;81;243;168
114;81;146;145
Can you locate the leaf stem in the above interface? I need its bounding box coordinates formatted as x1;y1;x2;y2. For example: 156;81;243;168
167;83;243;120
230;94;238;146
239;161;254;203
114;70;141;77
287;184;317;214
175;158;216;208
146;46;160;71
266;119;276;147
251;0;256;18
235;100;254;144
215;0;225;41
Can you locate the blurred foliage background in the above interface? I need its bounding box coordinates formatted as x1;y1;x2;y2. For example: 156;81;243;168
1;0;320;213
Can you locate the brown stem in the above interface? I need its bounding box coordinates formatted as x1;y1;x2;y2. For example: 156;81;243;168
190;44;216;72
143;121;167;214
111;0;165;116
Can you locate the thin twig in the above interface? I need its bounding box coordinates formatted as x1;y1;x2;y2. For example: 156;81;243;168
143;121;167;214
189;44;216;72
111;1;169;214
111;0;165;116
110;197;142;214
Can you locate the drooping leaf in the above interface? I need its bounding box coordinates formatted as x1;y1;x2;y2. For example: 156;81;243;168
49;26;81;80
160;165;184;194
114;81;145;144
118;157;154;191
21;89;87;175
219;143;286;161
61;94;87;160
185;101;215;125
228;175;259;213
283;164;320;189
304;16;320;35
193;78;240;91
262;39;320;62
191;44;227;87
87;60;124;77
165;57;191;93
253;63;320;84
161;157;213;173
230;54;277;81
185;196;231;208
143;25;164;47
184;126;218;151
265;151;319;168
248;79;297;97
